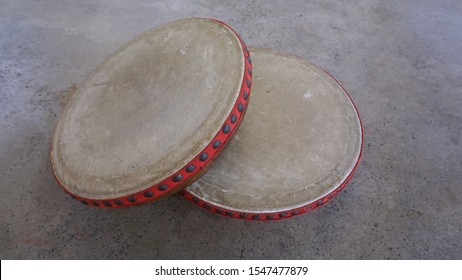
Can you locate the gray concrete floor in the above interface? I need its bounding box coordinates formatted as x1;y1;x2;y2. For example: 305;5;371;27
1;0;461;259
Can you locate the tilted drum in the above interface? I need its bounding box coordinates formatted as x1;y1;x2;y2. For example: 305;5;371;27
51;19;252;207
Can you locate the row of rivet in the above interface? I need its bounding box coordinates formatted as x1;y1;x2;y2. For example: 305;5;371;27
182;166;355;221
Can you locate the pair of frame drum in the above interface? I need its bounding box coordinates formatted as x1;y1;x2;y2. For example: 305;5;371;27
51;19;363;221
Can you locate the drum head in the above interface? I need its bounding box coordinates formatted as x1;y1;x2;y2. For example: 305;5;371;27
182;48;363;220
51;18;252;207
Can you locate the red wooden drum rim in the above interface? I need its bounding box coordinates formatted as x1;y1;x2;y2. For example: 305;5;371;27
50;19;252;208
180;65;363;221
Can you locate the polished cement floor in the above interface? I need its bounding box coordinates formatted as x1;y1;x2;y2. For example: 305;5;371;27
1;0;461;259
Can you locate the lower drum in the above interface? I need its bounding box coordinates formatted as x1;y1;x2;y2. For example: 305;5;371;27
181;48;363;220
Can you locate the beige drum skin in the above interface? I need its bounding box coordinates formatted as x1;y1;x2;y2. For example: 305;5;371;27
182;48;363;220
51;19;252;207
